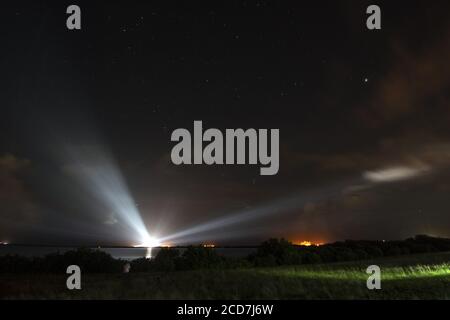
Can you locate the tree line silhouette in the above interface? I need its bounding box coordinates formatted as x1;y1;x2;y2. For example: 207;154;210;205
1;235;449;273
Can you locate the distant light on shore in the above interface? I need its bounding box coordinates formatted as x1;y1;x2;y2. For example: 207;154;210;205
294;241;323;247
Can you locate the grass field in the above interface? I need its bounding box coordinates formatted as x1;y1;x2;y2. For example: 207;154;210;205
1;251;449;299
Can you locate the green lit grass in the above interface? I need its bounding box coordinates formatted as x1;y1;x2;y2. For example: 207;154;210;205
1;252;449;299
257;263;450;280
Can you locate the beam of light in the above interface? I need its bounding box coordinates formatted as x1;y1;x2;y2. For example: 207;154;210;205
164;226;269;245
363;164;430;183
61;144;155;245
158;179;360;244
156;162;434;245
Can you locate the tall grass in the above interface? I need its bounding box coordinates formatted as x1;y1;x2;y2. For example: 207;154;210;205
1;251;449;299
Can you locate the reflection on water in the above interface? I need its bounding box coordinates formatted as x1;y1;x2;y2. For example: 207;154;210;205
145;247;152;259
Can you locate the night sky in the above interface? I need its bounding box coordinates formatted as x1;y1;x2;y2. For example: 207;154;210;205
1;0;450;245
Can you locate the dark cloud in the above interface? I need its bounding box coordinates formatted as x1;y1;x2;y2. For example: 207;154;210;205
0;154;38;238
357;24;450;128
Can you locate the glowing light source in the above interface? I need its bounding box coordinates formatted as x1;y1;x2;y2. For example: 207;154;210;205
202;244;216;248
294;240;323;247
134;235;161;248
133;236;162;259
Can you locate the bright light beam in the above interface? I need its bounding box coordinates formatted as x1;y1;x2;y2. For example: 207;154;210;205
158;179;358;244
62;144;153;244
159;162;433;244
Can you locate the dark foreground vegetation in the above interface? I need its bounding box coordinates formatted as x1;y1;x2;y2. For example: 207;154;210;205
1;235;449;273
0;235;449;299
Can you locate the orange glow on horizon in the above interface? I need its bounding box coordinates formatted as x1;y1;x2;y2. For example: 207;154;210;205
293;240;325;247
